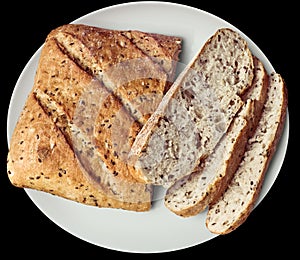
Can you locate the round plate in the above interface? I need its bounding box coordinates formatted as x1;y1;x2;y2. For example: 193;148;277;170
7;1;289;253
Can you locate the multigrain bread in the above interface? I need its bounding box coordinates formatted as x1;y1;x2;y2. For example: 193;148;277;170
6;23;288;234
121;30;182;86
7;92;151;210
164;57;268;217
52;24;182;124
32;33;145;195
6;24;182;211
206;72;288;234
128;28;254;187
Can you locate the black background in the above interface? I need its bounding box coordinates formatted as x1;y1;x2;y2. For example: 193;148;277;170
1;0;296;257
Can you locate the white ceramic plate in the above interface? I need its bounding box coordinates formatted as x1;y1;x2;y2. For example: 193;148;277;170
7;1;289;253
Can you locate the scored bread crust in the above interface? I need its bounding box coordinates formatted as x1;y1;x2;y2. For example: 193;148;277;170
33;36;140;184
7;93;150;211
6;24;182;211
51;24;181;124
128;28;255;187
164;57;269;217
206;72;288;234
121;30;182;87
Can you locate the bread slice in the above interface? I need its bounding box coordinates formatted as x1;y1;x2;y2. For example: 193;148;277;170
128;28;254;187
164;57;268;217
7;24;182;211
242;56;269;119
206;72;288;234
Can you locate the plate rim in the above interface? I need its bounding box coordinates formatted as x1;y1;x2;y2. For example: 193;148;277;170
6;1;289;253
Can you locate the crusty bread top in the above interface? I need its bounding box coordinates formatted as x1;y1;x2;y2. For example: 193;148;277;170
51;24;181;124
9;35;153;207
128;28;254;187
121;30;182;84
33;35;139;184
7;92;151;211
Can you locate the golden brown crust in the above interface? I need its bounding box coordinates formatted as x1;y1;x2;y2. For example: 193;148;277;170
93;93;142;180
122;30;182;84
51;24;170;124
33;36;139;184
34;36;93;115
7;93;150;211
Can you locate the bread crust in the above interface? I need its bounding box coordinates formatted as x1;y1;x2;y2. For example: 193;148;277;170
7;93;151;211
121;30;182;85
51;24;181;124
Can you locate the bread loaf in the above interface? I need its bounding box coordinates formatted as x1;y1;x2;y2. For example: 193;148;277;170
164;57;268;217
206;72;288;234
6;24;182;211
128;28;254;187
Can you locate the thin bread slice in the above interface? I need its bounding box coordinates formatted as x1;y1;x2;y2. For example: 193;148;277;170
128;28;254;187
242;56;269;119
164;57;268;216
164;101;254;216
206;72;288;234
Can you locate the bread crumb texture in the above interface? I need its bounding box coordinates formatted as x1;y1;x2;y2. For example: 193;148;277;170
130;28;254;187
206;72;288;234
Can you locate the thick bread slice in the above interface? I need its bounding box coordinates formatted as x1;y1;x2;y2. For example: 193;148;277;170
51;24;181;124
164;57;268;216
206;72;288;234
128;28;254;187
6;93;151;211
